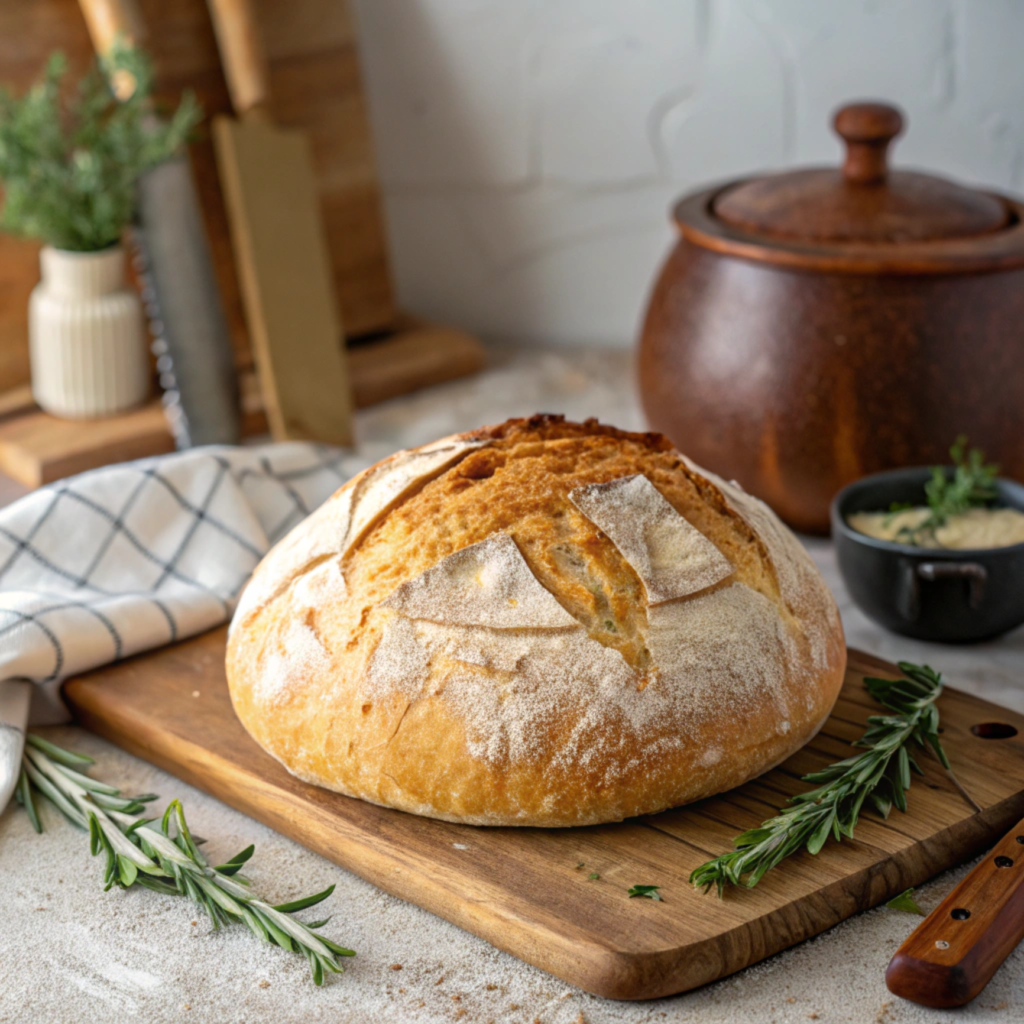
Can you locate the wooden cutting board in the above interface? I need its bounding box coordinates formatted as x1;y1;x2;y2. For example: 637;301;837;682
62;630;1024;1000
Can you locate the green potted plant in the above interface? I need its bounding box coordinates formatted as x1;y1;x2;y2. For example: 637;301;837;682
0;47;199;418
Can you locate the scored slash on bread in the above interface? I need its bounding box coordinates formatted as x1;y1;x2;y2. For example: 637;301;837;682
569;474;735;604
226;416;846;827
383;533;579;630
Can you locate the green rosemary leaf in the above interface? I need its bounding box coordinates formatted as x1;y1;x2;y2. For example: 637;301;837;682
273;884;336;914
216;844;255;869
305;917;331;929
691;662;970;894
50;761;120;795
133;875;182;897
240;905;270;944
18;768;41;833
316;935;357;957
22;757;88;829
886;888;926;916
806;814;833;856
588;872;600;881
88;811;102;855
124;817;158;839
627;885;662;900
26;733;94;767
257;908;296;951
214;862;246;877
118;854;138;887
308;948;325;987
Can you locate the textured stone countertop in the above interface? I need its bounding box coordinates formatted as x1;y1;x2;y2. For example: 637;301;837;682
2;347;1023;1023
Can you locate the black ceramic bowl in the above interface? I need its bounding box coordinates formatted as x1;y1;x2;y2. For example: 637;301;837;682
832;468;1024;643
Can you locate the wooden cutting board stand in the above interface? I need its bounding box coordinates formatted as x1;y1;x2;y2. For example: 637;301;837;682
62;631;1024;1000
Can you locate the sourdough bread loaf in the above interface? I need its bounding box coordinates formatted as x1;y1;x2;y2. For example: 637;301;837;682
226;416;846;827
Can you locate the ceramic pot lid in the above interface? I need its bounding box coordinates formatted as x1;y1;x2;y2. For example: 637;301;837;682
713;102;1009;244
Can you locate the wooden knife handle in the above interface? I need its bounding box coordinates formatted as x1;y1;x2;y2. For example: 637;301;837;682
205;0;271;118
886;815;1024;1007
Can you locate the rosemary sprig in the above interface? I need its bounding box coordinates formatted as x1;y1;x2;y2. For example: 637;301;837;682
893;436;999;544
14;734;354;984
690;662;973;896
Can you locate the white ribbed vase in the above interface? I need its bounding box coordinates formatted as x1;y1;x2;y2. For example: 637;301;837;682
29;244;150;418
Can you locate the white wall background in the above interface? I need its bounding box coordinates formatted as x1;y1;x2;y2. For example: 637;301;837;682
351;0;1024;348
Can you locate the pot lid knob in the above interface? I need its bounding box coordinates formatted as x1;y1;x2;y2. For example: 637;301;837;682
834;102;904;185
711;97;1008;243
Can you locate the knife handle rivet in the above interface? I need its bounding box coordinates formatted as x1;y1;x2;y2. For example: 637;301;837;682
1015;835;1024;845
950;907;971;920
935;940;950;950
995;856;1015;868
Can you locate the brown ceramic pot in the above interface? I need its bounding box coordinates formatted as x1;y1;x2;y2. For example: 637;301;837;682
638;101;1024;534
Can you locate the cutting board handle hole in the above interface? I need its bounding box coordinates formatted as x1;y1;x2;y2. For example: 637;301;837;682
971;722;1019;739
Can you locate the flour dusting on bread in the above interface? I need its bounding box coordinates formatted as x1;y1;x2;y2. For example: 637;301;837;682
257;619;330;707
366;578;795;783
570;473;734;603
383;532;578;630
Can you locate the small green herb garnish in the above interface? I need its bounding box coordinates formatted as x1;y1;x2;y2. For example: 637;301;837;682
926;435;999;524
588;872;600;881
690;662;977;896
15;734;354;984
627;885;662;900
893;436;999;544
885;888;926;916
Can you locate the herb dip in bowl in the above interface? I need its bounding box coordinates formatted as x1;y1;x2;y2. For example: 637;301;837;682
832;468;1024;643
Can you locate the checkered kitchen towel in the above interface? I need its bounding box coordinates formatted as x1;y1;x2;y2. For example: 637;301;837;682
0;443;362;814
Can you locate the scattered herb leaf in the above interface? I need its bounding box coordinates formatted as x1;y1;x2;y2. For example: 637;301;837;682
627;885;662;900
885;888;926;916
588;872;600;881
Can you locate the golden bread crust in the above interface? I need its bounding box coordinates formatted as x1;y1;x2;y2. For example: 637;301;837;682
226;416;846;826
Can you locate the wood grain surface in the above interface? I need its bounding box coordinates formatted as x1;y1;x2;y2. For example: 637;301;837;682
61;631;1024;999
0;0;394;392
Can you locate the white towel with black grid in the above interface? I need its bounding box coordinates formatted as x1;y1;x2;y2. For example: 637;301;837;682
0;443;362;815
